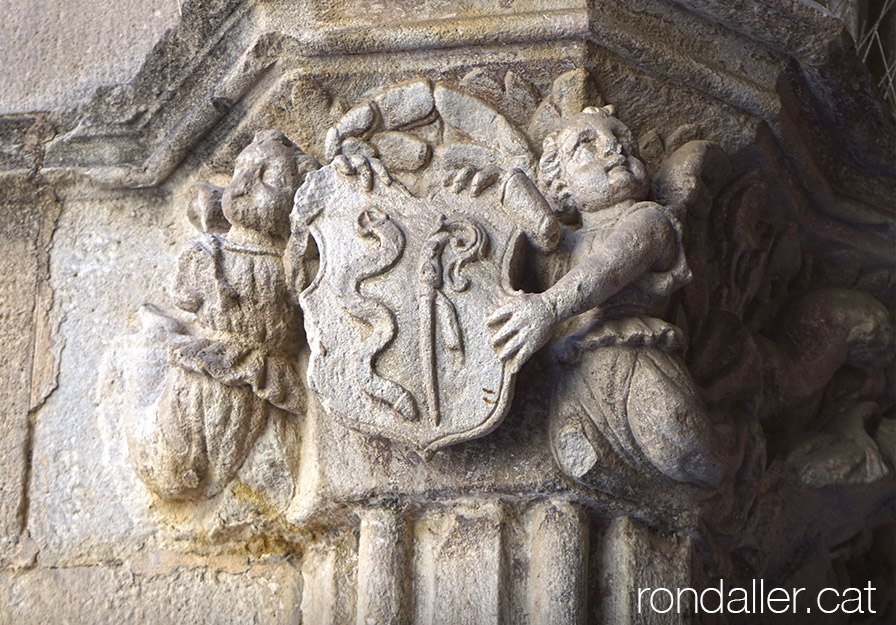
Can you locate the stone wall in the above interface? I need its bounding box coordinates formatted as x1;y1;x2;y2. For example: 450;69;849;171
0;1;893;623
0;0;180;114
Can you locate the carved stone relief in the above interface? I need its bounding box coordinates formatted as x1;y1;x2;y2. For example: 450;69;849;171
89;59;895;623
119;130;318;500
3;0;894;622
114;66;894;508
293;166;544;454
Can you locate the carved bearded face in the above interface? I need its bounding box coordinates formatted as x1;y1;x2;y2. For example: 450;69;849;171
556;111;649;213
222;130;306;238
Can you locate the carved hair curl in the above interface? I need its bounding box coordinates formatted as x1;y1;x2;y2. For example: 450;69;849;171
538;105;626;223
538;133;577;223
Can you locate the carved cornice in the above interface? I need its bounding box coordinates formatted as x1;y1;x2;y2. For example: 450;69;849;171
1;0;892;262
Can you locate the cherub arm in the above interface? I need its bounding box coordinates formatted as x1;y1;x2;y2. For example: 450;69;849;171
543;205;677;320
488;205;678;371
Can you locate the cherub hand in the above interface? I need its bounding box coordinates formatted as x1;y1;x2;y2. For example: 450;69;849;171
333;154;392;192
487;293;556;374
443;164;504;197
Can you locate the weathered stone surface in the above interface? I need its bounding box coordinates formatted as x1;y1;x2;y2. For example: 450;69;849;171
433;85;532;167
413;502;507;624
597;517;693;625
528;501;588;625
356;508;409;624
0;555;300;625
375;79;435;130
459;69;505;105
551;68;603;119
371;131;431;172
0;0;179;114
0;180;60;565
0;1;893;623
28;189;187;566
340;136;378;159
293;166;536;453
336;104;378;140
115;131;313;502
300;532;358;625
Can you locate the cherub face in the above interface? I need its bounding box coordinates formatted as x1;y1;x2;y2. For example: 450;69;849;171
222;132;303;237
558;114;649;212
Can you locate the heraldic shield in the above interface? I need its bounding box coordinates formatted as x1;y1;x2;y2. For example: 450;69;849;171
291;163;558;455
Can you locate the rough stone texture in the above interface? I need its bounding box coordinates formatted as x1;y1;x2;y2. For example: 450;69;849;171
0;554;301;625
528;501;587;625
0;0;893;623
28;189;186;566
0;0;180;114
597;517;694;625
356;508;409;625
414;502;507;624
0;179;60;566
293;160;553;455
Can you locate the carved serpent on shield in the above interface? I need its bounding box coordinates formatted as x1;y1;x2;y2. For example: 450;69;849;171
339;208;419;421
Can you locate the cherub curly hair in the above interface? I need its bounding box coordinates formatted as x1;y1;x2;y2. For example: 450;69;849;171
538;105;636;223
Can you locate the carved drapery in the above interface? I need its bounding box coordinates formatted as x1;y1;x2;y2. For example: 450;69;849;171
1;1;892;622
99;65;895;622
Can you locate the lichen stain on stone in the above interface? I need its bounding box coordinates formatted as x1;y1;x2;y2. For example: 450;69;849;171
229;482;303;556
231;481;279;518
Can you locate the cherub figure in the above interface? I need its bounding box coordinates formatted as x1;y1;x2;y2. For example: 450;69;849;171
127;130;318;500
488;106;739;488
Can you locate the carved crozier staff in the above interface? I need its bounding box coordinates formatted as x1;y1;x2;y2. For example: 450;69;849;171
417;216;487;425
